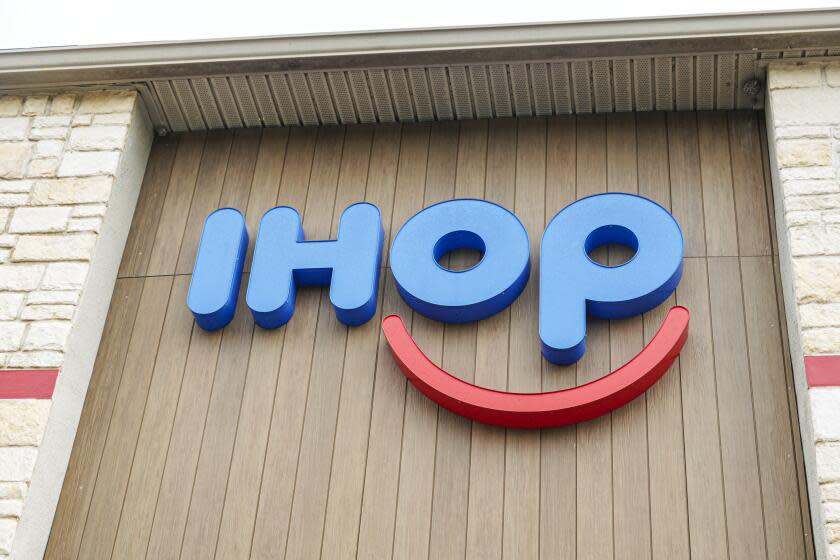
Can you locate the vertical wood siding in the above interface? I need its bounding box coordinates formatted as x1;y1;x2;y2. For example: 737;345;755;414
47;112;813;559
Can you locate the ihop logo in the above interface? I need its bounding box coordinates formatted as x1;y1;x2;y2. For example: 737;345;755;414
188;193;689;428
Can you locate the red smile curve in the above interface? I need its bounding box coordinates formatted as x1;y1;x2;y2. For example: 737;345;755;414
381;306;689;428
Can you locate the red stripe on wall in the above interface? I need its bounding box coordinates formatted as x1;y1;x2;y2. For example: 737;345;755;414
805;356;840;387
0;370;58;399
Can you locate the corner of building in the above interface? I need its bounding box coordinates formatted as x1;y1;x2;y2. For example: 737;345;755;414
0;89;152;559
766;59;840;560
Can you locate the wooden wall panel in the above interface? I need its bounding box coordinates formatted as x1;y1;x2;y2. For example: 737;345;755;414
49;113;813;559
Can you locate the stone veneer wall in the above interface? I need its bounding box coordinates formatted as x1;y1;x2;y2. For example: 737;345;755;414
766;61;840;560
0;91;151;557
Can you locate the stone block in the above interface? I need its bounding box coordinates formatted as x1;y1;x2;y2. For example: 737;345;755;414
827;65;840;87
0;518;15;555
786;195;840;213
771;87;840;126
32;116;71;128
0;447;37;481
768;63;823;89
93;113;132;125
0;266;45;291
57;151;120;177
26;157;60;178
0;194;29;207
784;180;839;197
29;127;68;140
802;327;840;354
34;140;63;159
21;304;74;321
776;126;832;139
0;118;29;141
41;262;89;290
22;320;71;351
0;294;24;321
69;126;128;151
49;95;76;115
0;400;51;446
0;323;25;352
776;139;833;167
67;217;101;232
78;91;136;114
0;180;32;193
71;114;92;126
21;96;48;116
789;225;840;256
12;233;96;262
812;389;840;442
0;483;26;501
9;207;71;234
30;176;112;205
0;142;32;179
0;499;22;518
26;290;78;305
800;303;840;328
72;203;107;217
0;97;22;117
6;351;62;368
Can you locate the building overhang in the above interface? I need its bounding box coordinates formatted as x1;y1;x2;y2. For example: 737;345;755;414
2;9;840;131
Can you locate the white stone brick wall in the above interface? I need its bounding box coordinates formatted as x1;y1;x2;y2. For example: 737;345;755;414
0;90;142;557
767;61;840;560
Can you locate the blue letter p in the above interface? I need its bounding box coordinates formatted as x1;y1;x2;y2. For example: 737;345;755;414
540;193;683;365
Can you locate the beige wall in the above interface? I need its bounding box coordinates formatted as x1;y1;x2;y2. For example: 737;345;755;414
0;91;151;558
767;61;840;560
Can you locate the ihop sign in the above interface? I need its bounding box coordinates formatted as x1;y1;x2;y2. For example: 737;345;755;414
187;193;689;428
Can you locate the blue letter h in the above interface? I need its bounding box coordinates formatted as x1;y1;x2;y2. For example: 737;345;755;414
246;203;383;328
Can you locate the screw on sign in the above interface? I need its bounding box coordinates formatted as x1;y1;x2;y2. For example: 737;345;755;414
187;193;688;428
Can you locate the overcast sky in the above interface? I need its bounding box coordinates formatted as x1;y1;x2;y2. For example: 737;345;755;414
1;0;839;50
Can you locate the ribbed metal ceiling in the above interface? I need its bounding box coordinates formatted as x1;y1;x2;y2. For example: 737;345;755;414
137;48;840;132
